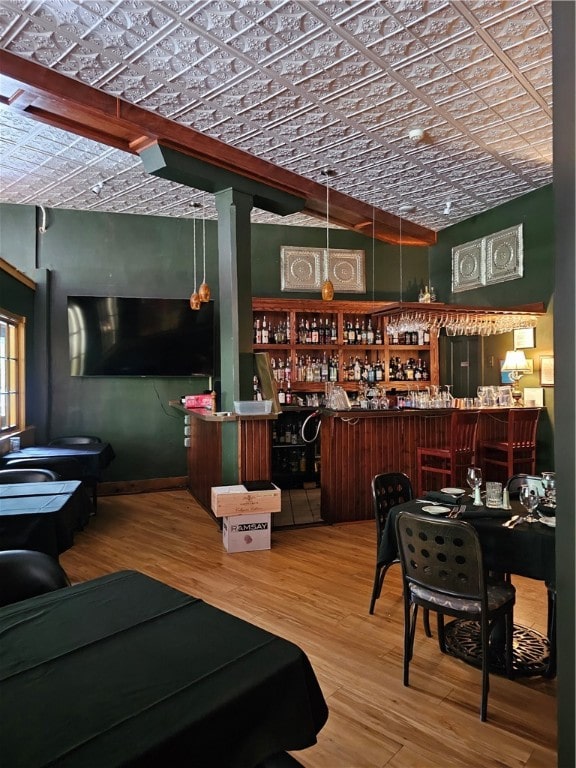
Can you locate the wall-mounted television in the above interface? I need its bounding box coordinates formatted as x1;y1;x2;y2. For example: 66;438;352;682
67;296;215;377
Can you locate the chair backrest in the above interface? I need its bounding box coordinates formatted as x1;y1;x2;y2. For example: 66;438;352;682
0;468;60;483
450;409;480;454
0;549;71;607
505;473;544;497
372;473;413;545
4;456;86;480
395;511;484;600
49;435;102;446
507;408;540;448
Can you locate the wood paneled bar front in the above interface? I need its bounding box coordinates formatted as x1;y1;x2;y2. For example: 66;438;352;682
319;407;532;524
171;403;276;512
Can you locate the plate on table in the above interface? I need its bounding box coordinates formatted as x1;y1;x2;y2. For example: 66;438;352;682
539;516;556;528
422;505;451;516
441;488;466;497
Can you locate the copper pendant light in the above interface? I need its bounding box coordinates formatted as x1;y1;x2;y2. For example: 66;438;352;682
198;191;211;302
321;169;336;302
189;209;201;310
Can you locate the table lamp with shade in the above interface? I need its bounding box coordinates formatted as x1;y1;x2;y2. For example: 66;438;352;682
501;349;531;405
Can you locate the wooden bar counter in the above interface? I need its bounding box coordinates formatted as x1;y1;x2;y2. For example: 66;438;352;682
320;407;525;524
170;403;276;512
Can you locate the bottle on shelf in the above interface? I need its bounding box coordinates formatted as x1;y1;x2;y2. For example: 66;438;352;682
278;381;286;405
254;318;262;345
261;315;269;344
285;380;292;404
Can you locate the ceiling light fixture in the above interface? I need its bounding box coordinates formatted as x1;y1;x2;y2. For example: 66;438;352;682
189;205;201;310
321;169;336;301
91;182;103;195
408;127;426;143
198;192;211;303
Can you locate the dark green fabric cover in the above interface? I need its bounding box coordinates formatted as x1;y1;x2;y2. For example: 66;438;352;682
0;571;328;768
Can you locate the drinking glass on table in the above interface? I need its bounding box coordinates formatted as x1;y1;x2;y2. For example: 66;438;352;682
519;483;539;524
467;466;483;505
541;472;556;508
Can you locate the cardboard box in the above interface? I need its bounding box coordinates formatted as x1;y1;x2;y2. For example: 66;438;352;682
184;394;213;410
211;483;281;517
222;513;271;553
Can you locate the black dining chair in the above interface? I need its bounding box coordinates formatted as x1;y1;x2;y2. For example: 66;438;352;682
49;435;103;446
0;549;71;608
395;511;516;721
505;473;544;498
0;468;60;483
368;472;433;637
369;472;414;615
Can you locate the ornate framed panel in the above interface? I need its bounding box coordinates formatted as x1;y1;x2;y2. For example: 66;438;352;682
451;238;485;292
280;246;323;292
280;246;365;294
327;249;365;293
485;224;523;285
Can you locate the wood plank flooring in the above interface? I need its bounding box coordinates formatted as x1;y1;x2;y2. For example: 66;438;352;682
60;491;557;768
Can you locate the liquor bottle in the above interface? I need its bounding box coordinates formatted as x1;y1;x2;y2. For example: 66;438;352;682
405;358;415;381
329;355;338;382
311;317;319;344
261;316;269;344
360;320;368;345
298;318;306;344
423;327;430;345
331;319;338;344
348;321;356;345
355;317;361;343
305;319;312;344
422;360;430;381
367;319;375;345
285;380;292;405
375;357;383;382
277;381;286;405
375;327;383;344
354;357;362;382
321;351;329;382
254;318;262;345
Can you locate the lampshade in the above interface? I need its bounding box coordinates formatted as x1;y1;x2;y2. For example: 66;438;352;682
501;349;531;373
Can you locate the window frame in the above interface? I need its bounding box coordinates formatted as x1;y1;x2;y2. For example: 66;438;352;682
0;307;26;435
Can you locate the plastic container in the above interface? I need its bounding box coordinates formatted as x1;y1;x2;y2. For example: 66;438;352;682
234;400;272;415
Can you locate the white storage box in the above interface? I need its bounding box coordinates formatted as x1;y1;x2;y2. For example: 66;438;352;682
234;400;272;415
211;483;281;517
222;513;271;552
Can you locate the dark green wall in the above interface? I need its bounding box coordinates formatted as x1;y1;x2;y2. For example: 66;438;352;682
0;186;554;479
430;186;554;470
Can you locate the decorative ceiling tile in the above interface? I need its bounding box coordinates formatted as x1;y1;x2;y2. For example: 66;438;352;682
0;1;554;232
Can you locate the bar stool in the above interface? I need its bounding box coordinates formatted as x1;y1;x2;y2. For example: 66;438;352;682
417;409;480;495
480;408;540;484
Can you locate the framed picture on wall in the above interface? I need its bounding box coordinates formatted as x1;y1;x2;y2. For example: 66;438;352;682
540;355;554;386
513;327;535;349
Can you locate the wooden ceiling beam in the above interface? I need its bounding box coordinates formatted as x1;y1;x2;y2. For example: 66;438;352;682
0;50;436;246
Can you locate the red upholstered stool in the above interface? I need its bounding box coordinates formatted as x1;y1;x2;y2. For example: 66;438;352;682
480;408;540;485
417;409;480;496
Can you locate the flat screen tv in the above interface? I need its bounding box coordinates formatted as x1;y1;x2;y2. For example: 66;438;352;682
67;296;215;377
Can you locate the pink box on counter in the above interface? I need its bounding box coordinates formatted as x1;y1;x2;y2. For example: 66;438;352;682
184;394;213;410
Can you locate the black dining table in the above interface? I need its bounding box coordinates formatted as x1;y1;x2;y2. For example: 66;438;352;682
0;480;92;558
0;570;328;768
1;442;115;479
379;496;556;677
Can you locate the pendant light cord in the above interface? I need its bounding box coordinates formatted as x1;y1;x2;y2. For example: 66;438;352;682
193;214;197;290
202;191;206;283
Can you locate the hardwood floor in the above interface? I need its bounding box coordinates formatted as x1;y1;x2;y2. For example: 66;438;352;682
60;491;557;768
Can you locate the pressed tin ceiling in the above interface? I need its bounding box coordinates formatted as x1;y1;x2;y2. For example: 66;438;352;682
0;0;553;235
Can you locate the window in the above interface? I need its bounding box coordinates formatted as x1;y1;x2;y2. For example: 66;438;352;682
0;309;25;434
